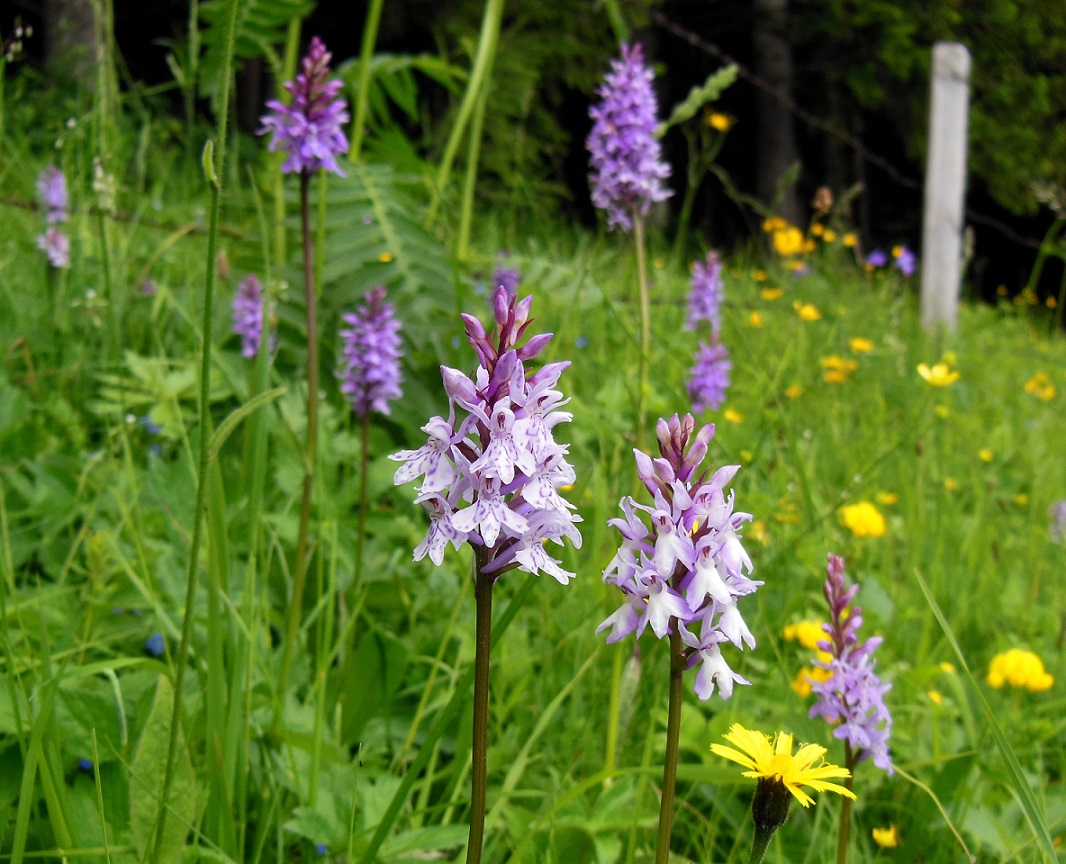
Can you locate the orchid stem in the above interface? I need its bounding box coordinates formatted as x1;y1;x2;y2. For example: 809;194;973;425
633;211;651;452
836;744;856;864
467;549;494;864
654;623;684;864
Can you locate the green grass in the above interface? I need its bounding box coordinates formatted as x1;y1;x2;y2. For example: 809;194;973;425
2;55;1066;864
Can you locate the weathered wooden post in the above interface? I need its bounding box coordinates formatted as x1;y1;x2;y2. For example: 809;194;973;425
920;42;971;331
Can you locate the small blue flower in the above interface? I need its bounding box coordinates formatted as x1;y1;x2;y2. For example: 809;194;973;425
78;758;93;772
145;632;165;657
575;335;588;349
315;843;328;856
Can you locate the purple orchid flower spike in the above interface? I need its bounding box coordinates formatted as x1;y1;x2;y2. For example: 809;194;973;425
337;286;404;418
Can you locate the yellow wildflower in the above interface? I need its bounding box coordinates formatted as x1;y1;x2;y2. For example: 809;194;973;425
978;448;994;462
848;337;875;353
839;501;886;538
927;690;943;706
842;232;857;247
760;287;784;301
785;384;803;400
752;269;768;282
820;355;858;383
987;648;1054;692
810;223;825;237
378;251;394;263
940;662;956;674
762;217;787;233
1024;372;1056;401
944;477;960;491
872;825;902;848
711;724;857;808
875;491;898;505
749;519;768;545
1013;493;1029;507
773;226;805;257
706;111;734;131
917;362;960;387
748;311;764;328
823;229;837;243
724;408;743;424
794;301;821;321
783;620;828;651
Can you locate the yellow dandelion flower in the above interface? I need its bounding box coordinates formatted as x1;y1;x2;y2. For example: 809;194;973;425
810;223;825;237
987;648;1054;692
783;620;827;651
748;311;764;328
944;477;960;491
849;337;875;353
760;287;784;301
917;362;960;387
794;301;821;321
839;501;886;538
927;690;943;706
1013;493;1029;507
978;448;994;462
803;238;817;254
1024;372;1056;401
785;384;803;400
940;662;956;674
875;491;898;505
823;229;837;243
762;217;787;233
724;408;743;424
790;670;813;697
872;825;902;848
711;724;857;809
707;111;734;131
820;356;858;384
378;251;394;263
842;232;858;247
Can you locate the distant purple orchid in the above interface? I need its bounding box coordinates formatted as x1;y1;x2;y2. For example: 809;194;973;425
809;553;893;773
337;286;404;418
893;245;917;277
598;414;759;700
865;249;888;269
688;339;731;413
36;165;68;223
1050;500;1066;544
686;251;724;335
36;226;70;269
231;274;275;359
390;287;582;582
259;36;349;176
587;43;672;232
492;257;521;301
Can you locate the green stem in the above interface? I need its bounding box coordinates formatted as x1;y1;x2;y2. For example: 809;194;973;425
349;0;384;163
275;171;319;735
467;549;494;864
654;624;684;864
96;212;119;362
746;828;773;864
836;744;856;864
633;211;651;453
356;410;370;585
151;0;240;856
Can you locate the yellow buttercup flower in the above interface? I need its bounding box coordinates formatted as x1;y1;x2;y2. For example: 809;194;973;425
748;311;764;328
790;662;832;697
848;337;875;353
944;477;960;491
820;355;858;383
823;229;837;243
760;287;784;301
927;690;943;706
917;362;960;387
378;251;394;263
978;448;994;462
842;232;858;248
794;302;821;321
785;384;803;400
707;111;734;131
773;226;805;257
987;649;1054;692
875;491;898;505
1024;372;1056;401
810;223;825;237
783;620;828;651
711;724;857;808
839;501;886;538
1012;493;1029;507
724;408;743;424
872;825;902;848
762;217;787;233
940;661;956;674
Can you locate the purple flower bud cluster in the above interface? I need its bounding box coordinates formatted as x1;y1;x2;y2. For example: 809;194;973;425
492;257;521;302
685;251;731;412
586;43;672;232
809;553;893;773
598;414;759;700
337;286;404;418
687;340;731;413
685;252;724;334
259;36;350;176
390;287;582;583
35;165;70;268
231;274;276;360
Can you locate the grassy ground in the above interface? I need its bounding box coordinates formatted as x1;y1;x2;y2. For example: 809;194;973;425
1;60;1065;864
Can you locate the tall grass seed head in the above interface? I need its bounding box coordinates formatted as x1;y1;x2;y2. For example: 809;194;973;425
586;42;672;232
390;286;581;584
598;413;760;700
259;36;350;176
337;286;404;418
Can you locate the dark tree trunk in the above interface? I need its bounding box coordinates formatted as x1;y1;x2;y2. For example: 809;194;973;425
44;0;97;85
752;0;803;224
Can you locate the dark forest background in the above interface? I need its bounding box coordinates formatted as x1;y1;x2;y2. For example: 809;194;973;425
7;0;1066;300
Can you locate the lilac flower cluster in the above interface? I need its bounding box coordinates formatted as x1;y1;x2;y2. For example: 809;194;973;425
390;286;582;582
492;257;521;301
35;165;70;268
259;36;349;176
337;286;404;418
586;43;672;232
598;414;759;700
809;554;893;773
231;274;276;359
685;252;731;412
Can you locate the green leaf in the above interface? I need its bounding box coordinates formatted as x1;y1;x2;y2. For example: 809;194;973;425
129;675;198;864
657;65;738;136
208;386;286;462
